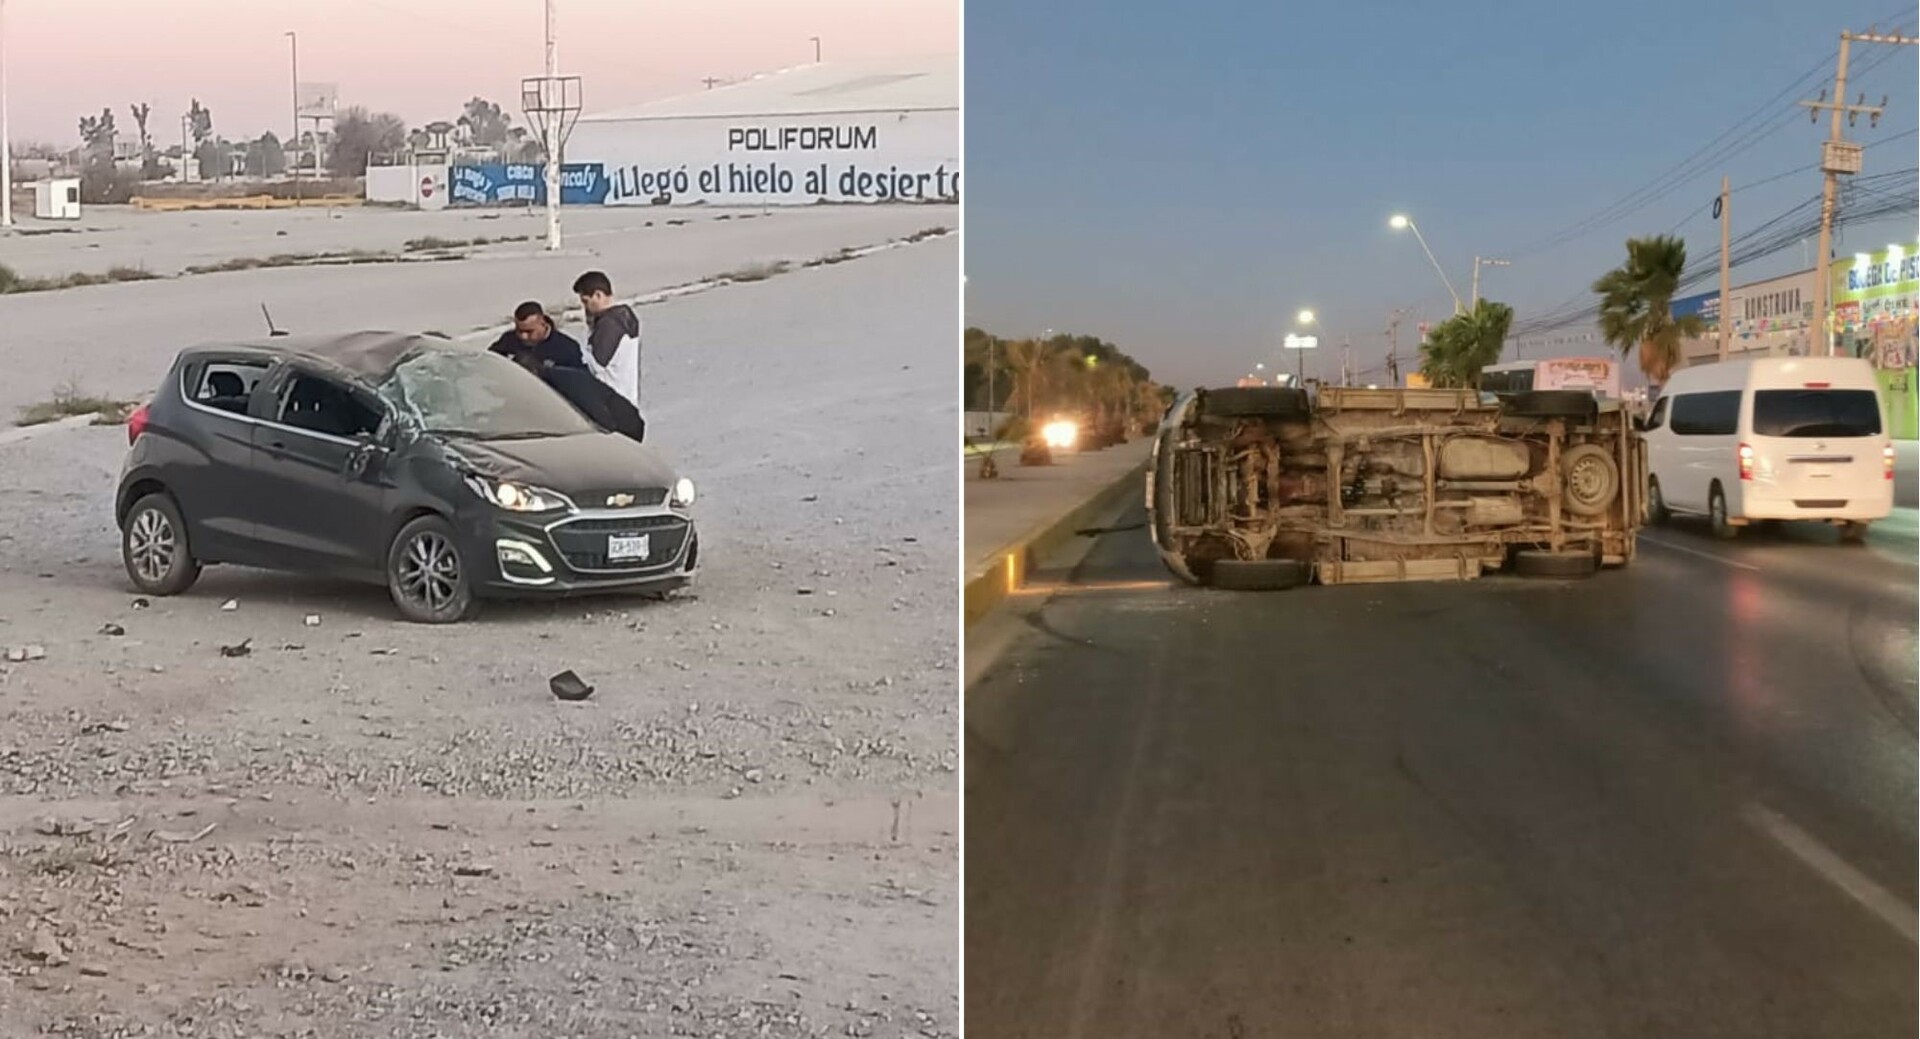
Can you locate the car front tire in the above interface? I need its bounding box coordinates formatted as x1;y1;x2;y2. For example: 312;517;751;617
387;515;479;624
122;492;202;596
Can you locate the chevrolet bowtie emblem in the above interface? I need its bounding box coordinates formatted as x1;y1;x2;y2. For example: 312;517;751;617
606;493;635;507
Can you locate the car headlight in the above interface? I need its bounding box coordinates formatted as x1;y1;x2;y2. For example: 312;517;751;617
671;477;697;508
463;474;573;512
1042;420;1078;448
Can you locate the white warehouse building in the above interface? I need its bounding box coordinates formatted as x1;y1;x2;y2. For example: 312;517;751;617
568;56;958;206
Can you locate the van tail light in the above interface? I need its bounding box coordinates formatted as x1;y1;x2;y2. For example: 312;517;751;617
1738;443;1755;481
1803;381;1831;389
126;403;150;445
1886;444;1897;481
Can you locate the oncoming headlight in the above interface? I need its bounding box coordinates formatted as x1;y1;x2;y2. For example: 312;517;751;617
671;477;697;508
463;474;573;512
1042;420;1078;449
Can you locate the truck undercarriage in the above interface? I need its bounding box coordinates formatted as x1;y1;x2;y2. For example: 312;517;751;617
1148;386;1645;588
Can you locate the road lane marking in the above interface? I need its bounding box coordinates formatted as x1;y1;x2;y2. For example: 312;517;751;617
1742;803;1916;943
1639;534;1762;572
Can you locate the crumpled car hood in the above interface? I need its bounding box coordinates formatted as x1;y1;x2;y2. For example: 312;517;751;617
439;432;679;496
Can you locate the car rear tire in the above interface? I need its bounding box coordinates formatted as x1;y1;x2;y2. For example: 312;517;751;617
1708;483;1738;540
1646;476;1670;525
1513;549;1599;579
1560;444;1621;517
1210;558;1311;591
387;515;479;624
122;493;202;596
1200;387;1311;420
1504;390;1597;421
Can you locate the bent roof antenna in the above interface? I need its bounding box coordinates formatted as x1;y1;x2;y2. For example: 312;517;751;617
262;303;288;337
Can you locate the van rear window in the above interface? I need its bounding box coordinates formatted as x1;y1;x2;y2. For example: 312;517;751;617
1752;389;1882;438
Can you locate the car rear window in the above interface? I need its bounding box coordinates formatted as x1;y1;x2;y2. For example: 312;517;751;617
1668;390;1741;436
1752;389;1882;438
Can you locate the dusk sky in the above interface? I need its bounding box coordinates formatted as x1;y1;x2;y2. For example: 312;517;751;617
6;0;954;146
965;0;1920;388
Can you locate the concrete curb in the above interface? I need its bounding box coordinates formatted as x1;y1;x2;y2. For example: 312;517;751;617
963;458;1148;627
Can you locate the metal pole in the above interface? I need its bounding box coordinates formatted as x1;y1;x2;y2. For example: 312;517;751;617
287;32;299;198
1407;219;1465;314
812;36;822;62
1728;172;1743;361
1;0;12;229
1812;34;1850;358
544;0;561;251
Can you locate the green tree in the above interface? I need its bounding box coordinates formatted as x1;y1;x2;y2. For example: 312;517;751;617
1592;234;1704;386
187;100;213;146
1418;299;1515;388
328;106;408;177
457;97;513;147
78;108;116;161
245;132;287;177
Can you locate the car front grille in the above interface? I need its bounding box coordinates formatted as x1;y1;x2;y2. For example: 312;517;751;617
550;514;689;573
580;488;669;508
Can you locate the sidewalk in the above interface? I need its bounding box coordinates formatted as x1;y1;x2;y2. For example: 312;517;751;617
965;439;1152;578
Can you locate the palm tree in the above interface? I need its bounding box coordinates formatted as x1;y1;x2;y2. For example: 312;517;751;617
1000;338;1050;420
1593;235;1705;386
1418;299;1514;388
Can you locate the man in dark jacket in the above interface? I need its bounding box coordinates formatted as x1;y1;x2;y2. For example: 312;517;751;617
489;301;586;371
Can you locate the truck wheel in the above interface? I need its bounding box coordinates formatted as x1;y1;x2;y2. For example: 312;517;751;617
1199;387;1311;420
1646;476;1670;525
1210;559;1310;591
1708;483;1738;540
1560;444;1621;517
1513;549;1598;579
1504;390;1597;421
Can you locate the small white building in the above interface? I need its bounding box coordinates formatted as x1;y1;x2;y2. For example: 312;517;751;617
34;178;80;220
569;56;958;206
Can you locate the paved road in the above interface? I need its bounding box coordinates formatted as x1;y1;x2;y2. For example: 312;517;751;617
966;507;1917;1038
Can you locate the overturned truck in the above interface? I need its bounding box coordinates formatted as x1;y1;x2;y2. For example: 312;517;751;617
1147;385;1643;588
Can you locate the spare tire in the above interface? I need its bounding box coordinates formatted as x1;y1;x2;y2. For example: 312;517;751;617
1513;549;1599;579
1210;558;1311;591
1560;444;1621;517
1503;390;1597;421
1200;387;1311;420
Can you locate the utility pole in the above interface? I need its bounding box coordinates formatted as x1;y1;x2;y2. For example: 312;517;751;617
811;36;822;62
1728;173;1743;361
702;76;723;90
1;0;12;229
287;32;299;201
1341;337;1353;387
1800;28;1916;356
543;0;561;251
1471;256;1509;307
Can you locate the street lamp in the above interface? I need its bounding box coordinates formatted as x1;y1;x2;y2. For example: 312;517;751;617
1291;309;1320;385
1389;213;1465;315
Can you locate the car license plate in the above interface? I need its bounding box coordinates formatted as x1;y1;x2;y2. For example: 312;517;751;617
607;533;650;561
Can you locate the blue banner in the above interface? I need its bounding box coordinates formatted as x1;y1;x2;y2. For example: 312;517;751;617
449;163;609;206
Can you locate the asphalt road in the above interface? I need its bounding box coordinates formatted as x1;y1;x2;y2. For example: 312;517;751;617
966;507;1918;1038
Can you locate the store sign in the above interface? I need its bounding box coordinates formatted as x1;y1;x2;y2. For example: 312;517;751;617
448;163;609;206
1834;244;1918;371
594;113;959;206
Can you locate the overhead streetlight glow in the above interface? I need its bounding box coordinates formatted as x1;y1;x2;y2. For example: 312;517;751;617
1297;309;1316;325
1389;214;1410;230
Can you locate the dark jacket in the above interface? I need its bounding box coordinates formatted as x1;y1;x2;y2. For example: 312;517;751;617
541;365;645;444
490;327;586;371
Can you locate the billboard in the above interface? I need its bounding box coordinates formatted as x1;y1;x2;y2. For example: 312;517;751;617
296;83;337;120
1833;244;1919;438
448;163;611;206
574;109;959;206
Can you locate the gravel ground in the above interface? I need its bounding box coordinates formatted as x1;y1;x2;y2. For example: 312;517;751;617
0;236;959;1037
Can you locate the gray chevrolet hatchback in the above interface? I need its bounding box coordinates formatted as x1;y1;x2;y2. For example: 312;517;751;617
116;331;699;623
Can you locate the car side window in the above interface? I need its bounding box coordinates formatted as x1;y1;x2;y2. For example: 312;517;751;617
1644;397;1668;431
1668;390;1740;436
276;372;385;440
189;359;271;416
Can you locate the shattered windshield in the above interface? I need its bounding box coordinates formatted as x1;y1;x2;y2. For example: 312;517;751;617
377;348;596;440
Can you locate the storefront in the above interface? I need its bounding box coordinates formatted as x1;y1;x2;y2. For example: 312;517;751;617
1834;243;1919;439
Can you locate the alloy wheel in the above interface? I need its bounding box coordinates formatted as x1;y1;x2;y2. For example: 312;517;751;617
129;508;176;584
397;531;461;612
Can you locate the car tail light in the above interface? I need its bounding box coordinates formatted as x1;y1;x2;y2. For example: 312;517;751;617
126;403;150;445
1886;444;1897;481
1738;443;1755;481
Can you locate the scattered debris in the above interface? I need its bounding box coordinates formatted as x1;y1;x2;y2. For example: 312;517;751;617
25;928;67;966
304;614;322;627
35;817;95;837
99;622;125;636
452;863;496;878
219;638;253;658
151;822;218;844
220;599;238;611
78;964;109;977
131;597;150;609
550;670;595;702
6;644;47;662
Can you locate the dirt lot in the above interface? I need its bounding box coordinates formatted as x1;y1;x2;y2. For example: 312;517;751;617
0;233;959;1037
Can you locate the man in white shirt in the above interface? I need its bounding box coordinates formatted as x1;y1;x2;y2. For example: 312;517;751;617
571;270;643;410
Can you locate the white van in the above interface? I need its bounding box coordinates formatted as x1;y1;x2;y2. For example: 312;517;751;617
1642;357;1893;540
